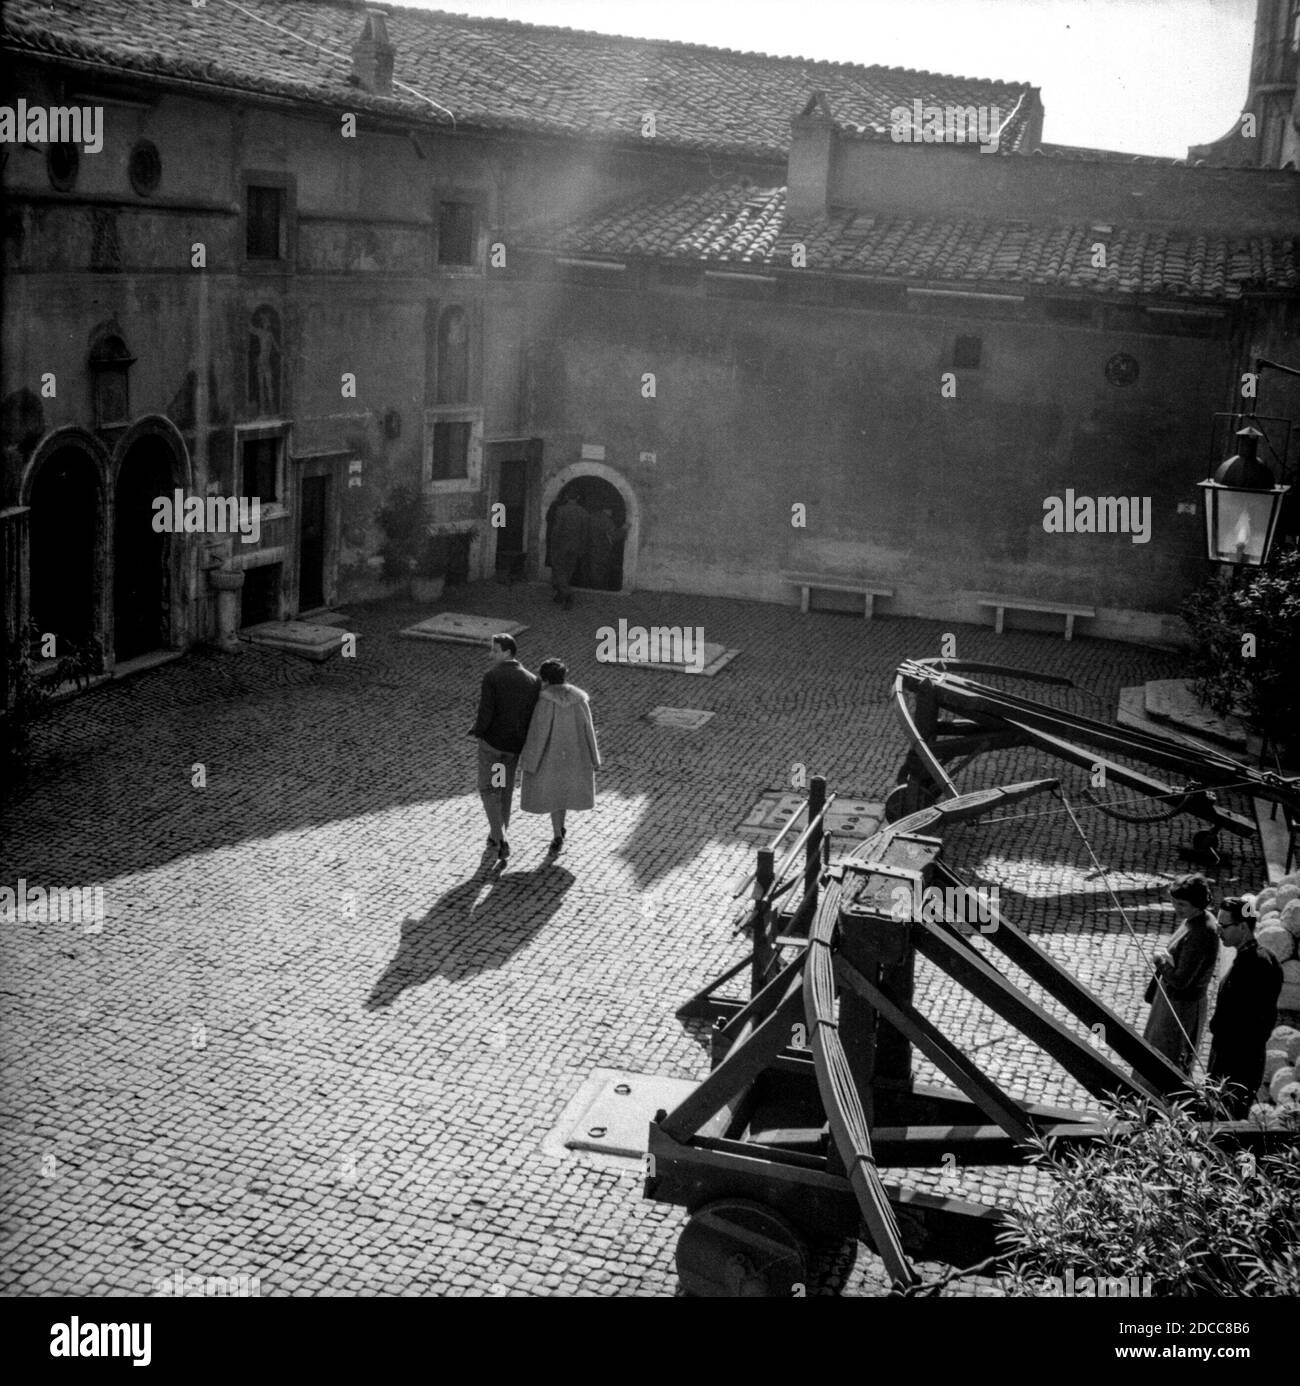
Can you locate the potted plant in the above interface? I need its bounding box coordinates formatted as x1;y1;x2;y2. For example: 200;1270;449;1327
412;530;448;603
1181;542;1300;766
375;483;438;599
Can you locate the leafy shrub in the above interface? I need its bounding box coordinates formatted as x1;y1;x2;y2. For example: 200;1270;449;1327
998;1087;1300;1297
3;622;104;767
375;483;432;585
1181;543;1300;760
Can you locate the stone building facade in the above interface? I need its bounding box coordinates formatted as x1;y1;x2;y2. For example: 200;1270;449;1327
1;0;1297;680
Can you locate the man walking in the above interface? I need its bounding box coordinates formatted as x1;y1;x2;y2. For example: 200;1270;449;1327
1206;896;1284;1118
548;493;589;608
469;633;540;864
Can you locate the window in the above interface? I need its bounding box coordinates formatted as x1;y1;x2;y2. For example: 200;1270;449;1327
953;335;983;369
437;201;476;265
246;185;284;260
241;437;279;502
431;421;472;480
89;332;134;427
436;306;469;404
424;409;481;492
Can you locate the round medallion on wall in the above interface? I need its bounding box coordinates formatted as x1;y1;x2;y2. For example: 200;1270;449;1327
1105;352;1139;387
47;141;80;191
128;140;162;196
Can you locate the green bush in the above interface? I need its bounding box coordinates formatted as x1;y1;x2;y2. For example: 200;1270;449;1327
375;483;431;585
998;1088;1300;1297
1181;542;1300;760
3;622;104;767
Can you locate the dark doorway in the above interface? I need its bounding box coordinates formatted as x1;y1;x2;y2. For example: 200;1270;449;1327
113;437;173;662
299;474;329;611
495;458;528;579
445;530;472;586
30;446;99;654
241;563;281;627
547;476;626;591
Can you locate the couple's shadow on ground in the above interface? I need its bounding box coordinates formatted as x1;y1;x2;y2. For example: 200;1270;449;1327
365;859;577;1007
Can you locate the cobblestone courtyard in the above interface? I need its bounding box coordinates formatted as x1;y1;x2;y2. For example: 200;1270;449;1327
0;585;1265;1296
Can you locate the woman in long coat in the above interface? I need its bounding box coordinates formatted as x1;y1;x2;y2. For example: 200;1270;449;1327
1142;874;1219;1073
519;659;600;853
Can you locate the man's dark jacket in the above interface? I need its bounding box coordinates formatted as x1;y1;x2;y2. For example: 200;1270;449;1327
1209;937;1283;1049
550;499;588;557
471;659;541;754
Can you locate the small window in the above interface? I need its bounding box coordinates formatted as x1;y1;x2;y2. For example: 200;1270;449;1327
47;141;79;192
431;420;471;480
129;140;161;196
241;436;280;502
437;201;476;266
89;331;134;426
246;185;284;260
436;306;469;404
953;335;982;370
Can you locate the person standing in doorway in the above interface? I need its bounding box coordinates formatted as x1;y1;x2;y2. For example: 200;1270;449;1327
1141;874;1219;1073
519;659;600;854
469;633;540;865
548;493;589;608
1206;896;1283;1118
588;506;627;591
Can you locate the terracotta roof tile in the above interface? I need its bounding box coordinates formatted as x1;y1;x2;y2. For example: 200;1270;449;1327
2;0;1040;159
511;181;1300;300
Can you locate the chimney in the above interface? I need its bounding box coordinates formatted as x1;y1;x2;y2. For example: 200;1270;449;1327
352;10;395;96
787;92;835;224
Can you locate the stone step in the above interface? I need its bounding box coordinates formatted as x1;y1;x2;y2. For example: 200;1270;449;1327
1141;678;1246;749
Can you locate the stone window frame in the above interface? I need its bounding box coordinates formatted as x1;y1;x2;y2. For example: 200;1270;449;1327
241;170;297;272
234;420;292;521
434;192;483;270
423;407;483;494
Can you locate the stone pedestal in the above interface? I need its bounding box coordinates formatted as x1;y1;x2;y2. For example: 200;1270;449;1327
208;567;245;651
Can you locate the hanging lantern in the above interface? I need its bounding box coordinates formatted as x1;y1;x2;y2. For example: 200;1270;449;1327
1197;425;1290;566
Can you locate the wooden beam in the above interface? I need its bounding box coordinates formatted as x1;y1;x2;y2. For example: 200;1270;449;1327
660;961;807;1142
913;920;1156;1103
835;955;1036;1145
933;862;1191;1095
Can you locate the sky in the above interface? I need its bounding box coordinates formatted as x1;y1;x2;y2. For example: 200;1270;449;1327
388;0;1259;158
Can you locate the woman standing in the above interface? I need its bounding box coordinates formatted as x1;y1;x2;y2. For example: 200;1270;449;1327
1142;874;1219;1073
519;659;601;853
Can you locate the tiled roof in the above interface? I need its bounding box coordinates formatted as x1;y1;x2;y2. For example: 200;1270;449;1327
510;181;1300;300
1;0;1041;159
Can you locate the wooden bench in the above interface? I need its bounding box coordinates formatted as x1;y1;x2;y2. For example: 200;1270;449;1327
972;593;1096;641
783;572;895;620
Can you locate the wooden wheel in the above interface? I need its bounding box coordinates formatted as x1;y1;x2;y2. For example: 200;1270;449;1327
676;1199;808;1297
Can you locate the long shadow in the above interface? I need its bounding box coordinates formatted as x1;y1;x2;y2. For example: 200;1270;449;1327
365;861;576;1008
2;582;1213;900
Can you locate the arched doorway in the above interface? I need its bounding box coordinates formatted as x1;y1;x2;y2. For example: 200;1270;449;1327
546;475;628;592
29;445;100;653
113;434;173;661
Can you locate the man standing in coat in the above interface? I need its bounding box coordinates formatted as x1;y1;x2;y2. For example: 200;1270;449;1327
469;633;540;864
548;494;589;608
1207;897;1284;1118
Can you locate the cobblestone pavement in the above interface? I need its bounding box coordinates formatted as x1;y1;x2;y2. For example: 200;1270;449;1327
0;584;1265;1296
